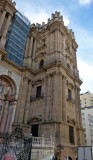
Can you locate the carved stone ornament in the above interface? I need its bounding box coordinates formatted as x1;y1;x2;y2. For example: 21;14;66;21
37;37;46;49
67;116;76;125
27;116;42;124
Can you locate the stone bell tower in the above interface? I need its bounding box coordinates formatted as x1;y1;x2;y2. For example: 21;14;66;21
15;11;85;159
0;0;16;48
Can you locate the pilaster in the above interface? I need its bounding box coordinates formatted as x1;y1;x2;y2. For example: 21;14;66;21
0;14;12;47
0;10;6;31
24;37;30;58
33;39;37;60
24;80;32;123
27;36;34;66
16;77;29;123
5;101;17;132
55;31;57;51
45;74;52;120
52;73;58;121
50;32;53;53
75;86;80;127
28;36;33;57
58;73;62;121
62;76;67;122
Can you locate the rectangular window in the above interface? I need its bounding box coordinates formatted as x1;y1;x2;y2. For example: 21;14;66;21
68;89;72;100
31;124;39;137
36;86;41;98
69;126;74;144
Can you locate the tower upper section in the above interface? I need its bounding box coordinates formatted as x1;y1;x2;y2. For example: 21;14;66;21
24;11;79;79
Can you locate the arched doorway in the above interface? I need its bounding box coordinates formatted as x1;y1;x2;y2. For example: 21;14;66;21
0;75;17;133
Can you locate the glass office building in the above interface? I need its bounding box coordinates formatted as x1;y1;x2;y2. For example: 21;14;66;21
5;11;30;67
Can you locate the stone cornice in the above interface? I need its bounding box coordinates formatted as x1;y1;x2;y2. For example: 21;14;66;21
23;61;82;85
1;56;22;71
5;0;16;15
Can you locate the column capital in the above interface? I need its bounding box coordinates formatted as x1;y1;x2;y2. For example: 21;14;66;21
23;76;29;81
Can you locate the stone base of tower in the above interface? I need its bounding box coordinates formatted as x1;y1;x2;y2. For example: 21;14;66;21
13;121;85;160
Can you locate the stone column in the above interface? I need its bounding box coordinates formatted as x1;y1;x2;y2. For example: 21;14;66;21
75;86;80;126
77;87;82;126
9;102;16;132
5;101;16;132
50;74;54;120
14;79;24;123
0;101;9;132
57;30;60;52
53;72;62;122
24;80;32;123
55;31;57;51
44;75;48;120
17;77;29;123
1;14;12;46
62;76;67;122
47;33;50;54
27;36;34;66
50;33;53;53
60;33;62;53
33;39;37;60
24;37;30;65
52;32;55;53
63;36;65;55
58;73;62;121
25;37;30;57
2;14;11;37
45;74;51;120
52;73;58;121
28;36;33;57
0;10;6;31
75;86;81;145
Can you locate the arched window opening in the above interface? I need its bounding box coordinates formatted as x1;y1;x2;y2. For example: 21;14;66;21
67;63;70;69
39;60;44;69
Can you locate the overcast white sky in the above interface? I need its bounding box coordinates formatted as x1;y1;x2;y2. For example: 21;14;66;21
14;0;93;93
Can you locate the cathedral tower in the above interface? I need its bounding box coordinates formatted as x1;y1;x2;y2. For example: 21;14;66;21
14;11;85;159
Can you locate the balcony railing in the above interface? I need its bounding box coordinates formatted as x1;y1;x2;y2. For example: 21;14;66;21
30;93;44;102
67;96;75;103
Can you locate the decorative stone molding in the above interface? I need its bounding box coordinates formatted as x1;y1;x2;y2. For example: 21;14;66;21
27;116;42;124
66;80;74;89
67;116;76;125
0;66;21;97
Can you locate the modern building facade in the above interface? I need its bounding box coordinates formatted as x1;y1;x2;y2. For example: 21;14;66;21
81;107;93;146
5;11;30;67
14;11;85;159
80;91;93;108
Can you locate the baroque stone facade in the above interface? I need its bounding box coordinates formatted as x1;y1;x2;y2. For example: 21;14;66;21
14;12;85;159
0;1;85;159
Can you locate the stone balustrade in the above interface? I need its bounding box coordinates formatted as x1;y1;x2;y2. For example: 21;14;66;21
32;136;55;148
